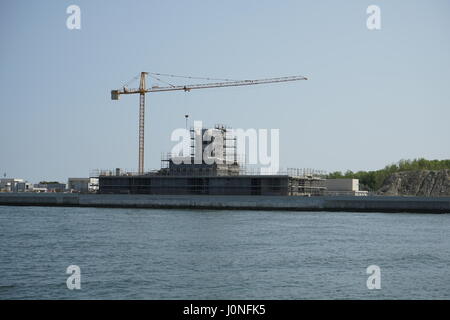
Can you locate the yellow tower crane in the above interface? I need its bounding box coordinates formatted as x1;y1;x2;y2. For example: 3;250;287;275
111;72;307;174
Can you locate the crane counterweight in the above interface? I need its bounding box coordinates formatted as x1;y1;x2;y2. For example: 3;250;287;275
111;90;120;100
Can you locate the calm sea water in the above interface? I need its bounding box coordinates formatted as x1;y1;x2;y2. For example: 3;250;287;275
0;205;449;299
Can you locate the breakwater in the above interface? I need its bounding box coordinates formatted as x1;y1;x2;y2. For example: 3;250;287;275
0;193;449;213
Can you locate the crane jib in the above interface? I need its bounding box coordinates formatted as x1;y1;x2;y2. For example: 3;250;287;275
112;75;307;96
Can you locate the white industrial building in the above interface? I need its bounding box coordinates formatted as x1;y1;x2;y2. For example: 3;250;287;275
325;178;368;196
33;182;67;192
0;179;33;192
68;178;99;193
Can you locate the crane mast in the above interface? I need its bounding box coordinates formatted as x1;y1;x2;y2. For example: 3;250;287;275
111;72;307;175
138;72;147;175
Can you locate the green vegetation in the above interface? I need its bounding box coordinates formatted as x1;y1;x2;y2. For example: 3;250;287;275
327;158;450;191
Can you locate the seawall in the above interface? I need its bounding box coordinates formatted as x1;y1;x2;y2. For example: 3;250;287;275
0;193;449;213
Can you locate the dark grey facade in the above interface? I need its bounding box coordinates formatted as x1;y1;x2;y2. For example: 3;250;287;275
98;174;326;196
99;175;289;196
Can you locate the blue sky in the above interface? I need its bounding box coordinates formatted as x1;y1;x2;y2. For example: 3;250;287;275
1;0;449;183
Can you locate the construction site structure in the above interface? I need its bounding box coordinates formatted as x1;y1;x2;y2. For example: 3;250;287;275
96;123;326;196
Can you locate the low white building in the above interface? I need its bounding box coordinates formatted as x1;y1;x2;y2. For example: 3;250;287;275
0;179;33;192
68;178;99;193
33;182;67;192
15;181;34;192
325;178;368;196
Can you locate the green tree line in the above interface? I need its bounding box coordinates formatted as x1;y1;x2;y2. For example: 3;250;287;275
327;158;450;191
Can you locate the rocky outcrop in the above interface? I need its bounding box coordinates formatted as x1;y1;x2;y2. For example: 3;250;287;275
378;170;450;197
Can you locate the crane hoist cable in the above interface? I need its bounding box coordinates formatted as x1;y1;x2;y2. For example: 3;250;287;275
147;74;176;88
147;72;243;82
121;73;141;88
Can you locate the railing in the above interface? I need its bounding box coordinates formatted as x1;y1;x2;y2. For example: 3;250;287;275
91;166;327;178
90;169;160;177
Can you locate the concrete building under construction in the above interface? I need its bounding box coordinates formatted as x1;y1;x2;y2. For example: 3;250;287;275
97;125;326;196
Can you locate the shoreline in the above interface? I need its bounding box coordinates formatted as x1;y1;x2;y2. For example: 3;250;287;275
1;193;449;213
